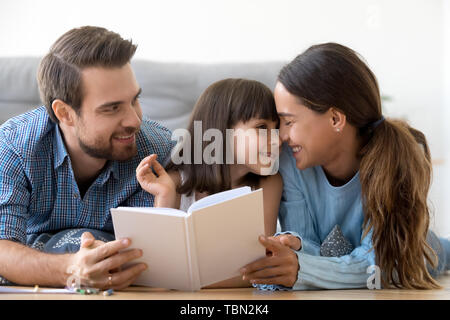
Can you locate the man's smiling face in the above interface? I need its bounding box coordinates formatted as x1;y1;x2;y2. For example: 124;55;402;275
73;63;143;161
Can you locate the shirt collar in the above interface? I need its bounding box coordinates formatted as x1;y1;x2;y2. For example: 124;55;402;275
53;124;69;170
100;160;120;183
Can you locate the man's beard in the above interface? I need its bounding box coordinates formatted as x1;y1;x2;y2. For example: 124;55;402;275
78;128;139;161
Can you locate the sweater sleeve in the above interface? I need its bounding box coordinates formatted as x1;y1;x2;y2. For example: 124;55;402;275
257;228;375;290
292;228;376;290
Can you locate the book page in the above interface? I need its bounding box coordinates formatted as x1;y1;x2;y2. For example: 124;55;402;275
116;206;187;216
111;208;194;291
187;186;251;213
190;189;266;287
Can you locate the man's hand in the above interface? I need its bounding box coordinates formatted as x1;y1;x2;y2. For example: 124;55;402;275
80;231;105;249
79;232;121;273
240;235;299;287
67;232;147;290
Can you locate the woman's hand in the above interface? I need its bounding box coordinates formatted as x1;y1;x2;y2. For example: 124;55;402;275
136;154;177;208
240;235;300;287
272;234;301;251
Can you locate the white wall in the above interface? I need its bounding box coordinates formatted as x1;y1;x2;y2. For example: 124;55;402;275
0;0;448;234
442;0;450;237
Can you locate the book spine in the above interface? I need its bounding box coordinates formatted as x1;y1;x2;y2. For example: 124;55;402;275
185;215;201;290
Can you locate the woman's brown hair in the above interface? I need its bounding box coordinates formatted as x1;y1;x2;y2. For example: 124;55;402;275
167;78;278;195
278;43;440;289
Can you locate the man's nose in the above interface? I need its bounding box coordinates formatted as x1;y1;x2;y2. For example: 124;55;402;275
122;105;142;129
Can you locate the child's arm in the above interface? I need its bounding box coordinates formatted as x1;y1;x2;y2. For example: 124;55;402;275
259;173;283;236
136;154;179;208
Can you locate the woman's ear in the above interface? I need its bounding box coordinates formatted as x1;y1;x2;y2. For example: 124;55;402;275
329;107;346;133
52;99;75;126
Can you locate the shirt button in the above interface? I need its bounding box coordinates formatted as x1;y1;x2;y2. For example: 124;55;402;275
74;193;78;199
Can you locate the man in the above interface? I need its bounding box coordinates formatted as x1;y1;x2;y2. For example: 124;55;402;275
0;26;174;290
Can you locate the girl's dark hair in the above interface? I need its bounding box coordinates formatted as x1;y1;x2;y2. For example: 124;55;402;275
167;78;278;195
37;26;137;123
279;43;440;289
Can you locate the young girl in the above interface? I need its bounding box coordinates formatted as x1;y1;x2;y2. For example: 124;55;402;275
136;78;283;287
240;43;450;290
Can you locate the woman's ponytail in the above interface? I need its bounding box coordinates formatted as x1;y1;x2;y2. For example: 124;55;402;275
359;118;441;289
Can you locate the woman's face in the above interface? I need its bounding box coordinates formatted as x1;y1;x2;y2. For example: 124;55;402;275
274;81;338;170
232;118;280;176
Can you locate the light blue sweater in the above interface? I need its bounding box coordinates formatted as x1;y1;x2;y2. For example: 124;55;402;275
268;143;376;290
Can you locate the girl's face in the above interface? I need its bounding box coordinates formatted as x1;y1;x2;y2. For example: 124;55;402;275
233;117;280;176
274;81;339;170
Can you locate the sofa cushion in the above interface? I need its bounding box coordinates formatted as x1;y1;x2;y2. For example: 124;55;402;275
0;57;42;124
0;58;285;131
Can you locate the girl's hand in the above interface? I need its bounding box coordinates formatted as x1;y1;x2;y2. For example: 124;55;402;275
240;235;299;287
136;154;177;208
271;234;301;251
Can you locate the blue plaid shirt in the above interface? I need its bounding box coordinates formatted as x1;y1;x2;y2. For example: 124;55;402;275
0;106;174;244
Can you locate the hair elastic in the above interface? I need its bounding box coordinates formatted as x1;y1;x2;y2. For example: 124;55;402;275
369;115;385;129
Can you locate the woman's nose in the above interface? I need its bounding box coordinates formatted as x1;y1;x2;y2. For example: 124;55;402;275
279;125;289;142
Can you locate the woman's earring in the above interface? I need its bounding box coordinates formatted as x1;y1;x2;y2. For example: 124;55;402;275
336;128;341;132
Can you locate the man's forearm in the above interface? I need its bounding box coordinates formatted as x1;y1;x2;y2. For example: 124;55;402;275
0;240;72;287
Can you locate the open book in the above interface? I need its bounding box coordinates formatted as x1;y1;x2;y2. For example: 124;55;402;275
111;186;265;291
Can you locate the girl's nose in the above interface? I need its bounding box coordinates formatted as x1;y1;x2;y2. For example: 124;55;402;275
270;130;282;149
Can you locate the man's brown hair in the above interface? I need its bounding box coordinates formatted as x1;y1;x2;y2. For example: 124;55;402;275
37;26;137;123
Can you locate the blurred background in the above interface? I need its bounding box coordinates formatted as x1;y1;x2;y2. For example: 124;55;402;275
0;0;449;235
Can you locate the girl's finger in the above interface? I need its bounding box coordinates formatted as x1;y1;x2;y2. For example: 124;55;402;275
136;163;149;178
137;164;156;182
150;156;168;177
136;155;153;173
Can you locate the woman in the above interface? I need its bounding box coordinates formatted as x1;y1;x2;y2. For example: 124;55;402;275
240;43;450;290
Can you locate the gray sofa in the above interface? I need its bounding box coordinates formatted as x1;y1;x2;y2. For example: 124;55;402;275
0;57;285;131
